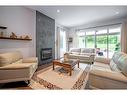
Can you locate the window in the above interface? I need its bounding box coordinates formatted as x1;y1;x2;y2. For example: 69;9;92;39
86;31;95;48
78;36;85;48
78;26;121;58
108;27;121;58
96;30;108;57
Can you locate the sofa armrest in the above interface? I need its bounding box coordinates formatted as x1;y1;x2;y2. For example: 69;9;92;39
90;69;127;83
95;57;111;64
90;54;96;57
64;52;71;54
22;57;38;63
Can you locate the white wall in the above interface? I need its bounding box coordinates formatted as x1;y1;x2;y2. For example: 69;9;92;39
68;17;127;49
0;6;36;58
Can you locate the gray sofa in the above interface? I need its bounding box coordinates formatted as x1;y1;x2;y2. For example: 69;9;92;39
64;48;95;64
89;52;127;89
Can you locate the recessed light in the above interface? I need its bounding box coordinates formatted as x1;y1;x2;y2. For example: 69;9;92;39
57;9;60;13
115;12;119;14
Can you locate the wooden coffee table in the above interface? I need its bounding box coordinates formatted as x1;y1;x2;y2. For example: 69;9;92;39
52;59;79;76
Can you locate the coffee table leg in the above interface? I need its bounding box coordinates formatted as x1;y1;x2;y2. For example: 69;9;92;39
78;61;79;68
53;63;55;70
69;68;72;76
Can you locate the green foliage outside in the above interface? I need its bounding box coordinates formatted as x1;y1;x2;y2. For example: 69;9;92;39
79;34;120;52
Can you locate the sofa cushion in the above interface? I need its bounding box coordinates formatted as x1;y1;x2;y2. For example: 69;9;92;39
81;48;95;53
90;67;127;83
91;64;112;72
80;53;95;56
12;59;22;64
110;60;121;72
117;53;127;76
71;52;80;55
94;62;110;69
68;54;79;59
70;48;81;53
0;63;33;70
110;60;115;68
22;57;38;63
78;55;90;60
112;63;121;72
112;52;123;64
69;54;90;59
0;51;23;67
95;57;110;64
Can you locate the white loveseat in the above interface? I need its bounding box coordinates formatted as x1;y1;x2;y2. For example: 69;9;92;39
89;52;127;89
0;51;38;83
64;48;95;64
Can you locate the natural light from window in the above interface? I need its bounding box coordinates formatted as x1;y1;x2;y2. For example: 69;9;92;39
78;26;121;58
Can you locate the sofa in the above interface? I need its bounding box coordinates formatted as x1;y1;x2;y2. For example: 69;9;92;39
89;52;127;89
64;48;95;64
0;51;38;84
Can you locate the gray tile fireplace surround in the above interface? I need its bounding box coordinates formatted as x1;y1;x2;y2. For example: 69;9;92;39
36;11;55;65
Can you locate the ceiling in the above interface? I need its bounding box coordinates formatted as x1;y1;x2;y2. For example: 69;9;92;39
28;6;127;28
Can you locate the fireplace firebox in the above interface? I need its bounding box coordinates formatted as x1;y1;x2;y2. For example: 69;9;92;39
41;48;52;61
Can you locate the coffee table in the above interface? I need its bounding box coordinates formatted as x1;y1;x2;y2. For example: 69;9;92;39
52;59;79;76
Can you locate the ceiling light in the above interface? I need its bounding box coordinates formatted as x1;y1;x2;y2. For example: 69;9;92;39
57;9;60;13
115;12;119;14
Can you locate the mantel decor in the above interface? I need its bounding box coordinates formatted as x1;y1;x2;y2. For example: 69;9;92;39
0;25;7;37
68;37;73;42
0;36;32;41
0;26;7;29
0;25;32;41
0;31;32;41
0;31;3;37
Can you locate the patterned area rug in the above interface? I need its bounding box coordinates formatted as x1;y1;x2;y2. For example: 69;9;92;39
30;63;91;90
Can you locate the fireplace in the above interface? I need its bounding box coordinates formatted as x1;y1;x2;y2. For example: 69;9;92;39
41;48;52;61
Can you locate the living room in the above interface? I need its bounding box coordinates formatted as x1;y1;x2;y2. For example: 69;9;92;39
0;5;127;90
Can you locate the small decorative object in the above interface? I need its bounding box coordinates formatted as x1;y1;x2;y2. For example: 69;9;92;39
24;35;30;39
68;37;73;42
0;31;4;37
10;32;17;38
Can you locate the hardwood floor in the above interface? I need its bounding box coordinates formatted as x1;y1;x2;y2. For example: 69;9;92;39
0;63;52;89
37;63;52;71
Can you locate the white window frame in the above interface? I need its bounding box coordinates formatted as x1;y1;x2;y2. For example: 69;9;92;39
78;26;121;58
